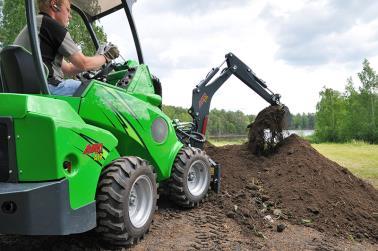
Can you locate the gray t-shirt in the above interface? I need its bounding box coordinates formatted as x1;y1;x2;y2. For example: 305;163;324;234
14;12;80;85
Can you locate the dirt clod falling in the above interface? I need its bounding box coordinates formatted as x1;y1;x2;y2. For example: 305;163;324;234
248;105;288;155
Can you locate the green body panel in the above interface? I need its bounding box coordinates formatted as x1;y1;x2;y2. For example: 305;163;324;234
107;62;155;95
124;60;139;68
14;114;58;179
0;94;31;118
78;82;183;181
107;69;127;86
132;93;162;107
0;94;119;209
51;95;81;112
0;93;82;119
124;64;154;94
0;64;182;210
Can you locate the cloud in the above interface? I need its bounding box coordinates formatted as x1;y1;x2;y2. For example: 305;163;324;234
261;0;378;66
131;2;261;78
138;0;251;15
100;0;378;114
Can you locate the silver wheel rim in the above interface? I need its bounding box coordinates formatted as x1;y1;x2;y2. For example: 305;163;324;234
128;175;154;228
187;160;209;197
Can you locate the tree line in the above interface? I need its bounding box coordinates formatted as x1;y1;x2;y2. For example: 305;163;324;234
163;105;315;136
164;59;377;142
287;112;315;130
2;0;318;136
315;59;378;143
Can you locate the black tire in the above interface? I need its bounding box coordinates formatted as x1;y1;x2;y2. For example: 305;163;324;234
169;147;211;208
96;157;157;246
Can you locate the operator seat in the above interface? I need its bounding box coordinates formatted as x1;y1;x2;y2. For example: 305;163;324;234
0;45;48;94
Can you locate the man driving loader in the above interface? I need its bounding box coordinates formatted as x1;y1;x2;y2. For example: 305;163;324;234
14;0;119;96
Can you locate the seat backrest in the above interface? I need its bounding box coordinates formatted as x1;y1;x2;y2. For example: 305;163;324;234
0;45;47;94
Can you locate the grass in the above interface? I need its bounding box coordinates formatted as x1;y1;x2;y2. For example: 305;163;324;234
208;138;247;147
209;138;378;188
312;142;378;188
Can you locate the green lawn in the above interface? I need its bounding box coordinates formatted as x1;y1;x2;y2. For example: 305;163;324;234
209;138;247;146
312;142;378;188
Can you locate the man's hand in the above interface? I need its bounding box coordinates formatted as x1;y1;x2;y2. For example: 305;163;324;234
103;43;120;62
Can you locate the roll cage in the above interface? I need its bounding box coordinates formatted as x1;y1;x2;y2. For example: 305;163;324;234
23;0;143;94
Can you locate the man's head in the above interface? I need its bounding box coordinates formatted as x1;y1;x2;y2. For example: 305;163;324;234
38;0;72;28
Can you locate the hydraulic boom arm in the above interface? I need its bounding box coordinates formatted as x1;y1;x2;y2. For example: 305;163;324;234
189;52;281;135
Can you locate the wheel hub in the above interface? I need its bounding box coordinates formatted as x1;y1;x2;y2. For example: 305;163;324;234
128;175;154;228
188;171;196;182
129;190;137;206
187;160;209;197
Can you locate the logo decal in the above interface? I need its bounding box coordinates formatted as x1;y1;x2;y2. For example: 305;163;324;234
199;93;209;108
83;143;103;161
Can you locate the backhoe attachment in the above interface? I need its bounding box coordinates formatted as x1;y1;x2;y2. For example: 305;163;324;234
189;52;282;136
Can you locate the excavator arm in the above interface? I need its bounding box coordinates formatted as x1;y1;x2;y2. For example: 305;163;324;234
172;52;283;193
189;52;282;135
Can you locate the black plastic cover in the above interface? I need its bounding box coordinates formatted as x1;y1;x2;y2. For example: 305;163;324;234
0;117;17;182
0;121;9;181
0;179;96;235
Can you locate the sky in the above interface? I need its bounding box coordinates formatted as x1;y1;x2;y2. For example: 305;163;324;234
99;0;378;115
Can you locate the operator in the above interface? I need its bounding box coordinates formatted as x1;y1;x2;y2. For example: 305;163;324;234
14;0;119;96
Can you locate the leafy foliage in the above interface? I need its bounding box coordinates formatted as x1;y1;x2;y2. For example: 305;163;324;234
0;0;107;54
315;59;378;143
0;0;26;46
207;109;253;136
163;105;314;136
163;105;192;122
68;10;107;55
286;112;315;130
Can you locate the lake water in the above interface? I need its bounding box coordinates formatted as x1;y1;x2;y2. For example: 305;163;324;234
286;130;314;137
209;130;315;140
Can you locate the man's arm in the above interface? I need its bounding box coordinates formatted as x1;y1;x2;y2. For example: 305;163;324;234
61;59;82;77
62;51;107;76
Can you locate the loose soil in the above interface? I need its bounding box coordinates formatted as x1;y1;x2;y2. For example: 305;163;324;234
0;135;377;250
248;105;288;155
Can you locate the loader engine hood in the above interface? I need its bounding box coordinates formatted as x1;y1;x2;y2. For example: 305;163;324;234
0;93;83;120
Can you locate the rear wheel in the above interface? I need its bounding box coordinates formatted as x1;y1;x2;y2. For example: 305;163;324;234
96;157;157;246
169;147;211;208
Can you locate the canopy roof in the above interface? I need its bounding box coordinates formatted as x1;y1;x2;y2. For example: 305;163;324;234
71;0;135;20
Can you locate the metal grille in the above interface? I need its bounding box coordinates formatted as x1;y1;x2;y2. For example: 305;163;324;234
0;121;9;181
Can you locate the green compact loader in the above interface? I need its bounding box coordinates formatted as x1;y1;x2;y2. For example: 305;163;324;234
0;0;282;246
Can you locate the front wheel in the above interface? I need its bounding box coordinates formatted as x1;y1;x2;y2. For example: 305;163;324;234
96;157;157;246
169;147;211;208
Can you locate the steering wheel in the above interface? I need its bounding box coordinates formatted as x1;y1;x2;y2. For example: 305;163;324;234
91;61;116;80
76;42;119;81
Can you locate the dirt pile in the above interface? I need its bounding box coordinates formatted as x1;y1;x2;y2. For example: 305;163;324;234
247;105;288;155
205;135;378;243
0;135;377;250
0;136;377;250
